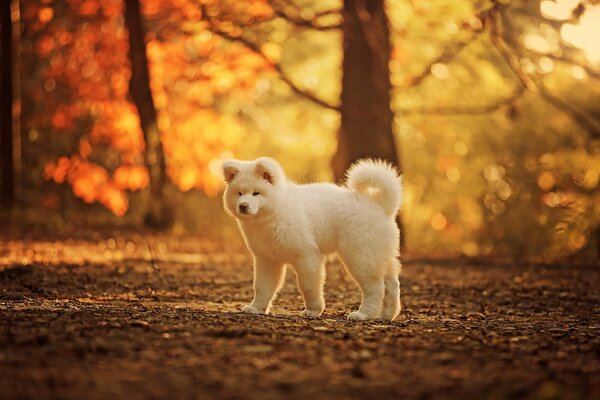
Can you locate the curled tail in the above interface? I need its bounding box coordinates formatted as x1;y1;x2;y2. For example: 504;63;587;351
346;159;403;215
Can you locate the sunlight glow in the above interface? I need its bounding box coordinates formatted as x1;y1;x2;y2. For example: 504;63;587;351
560;6;600;64
446;167;461;182
537;172;555;191
538;56;554;73
431;63;450;79
569;232;588;250
261;42;281;62
38;7;54;23
540;0;579;20
461;241;480;257
453;141;469;156
571;65;587;79
544;192;562;207
431;213;448;231
523;33;551;54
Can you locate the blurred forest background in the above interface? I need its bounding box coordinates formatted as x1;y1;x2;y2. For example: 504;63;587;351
1;0;599;263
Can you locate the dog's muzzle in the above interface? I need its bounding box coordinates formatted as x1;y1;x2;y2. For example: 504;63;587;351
239;203;249;214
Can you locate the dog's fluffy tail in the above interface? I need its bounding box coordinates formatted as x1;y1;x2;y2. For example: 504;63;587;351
346;159;403;216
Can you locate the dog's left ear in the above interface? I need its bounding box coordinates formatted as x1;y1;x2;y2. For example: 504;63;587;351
222;160;239;183
255;162;274;184
255;157;283;185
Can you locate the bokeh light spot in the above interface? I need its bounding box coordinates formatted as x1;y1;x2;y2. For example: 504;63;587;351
431;213;448;231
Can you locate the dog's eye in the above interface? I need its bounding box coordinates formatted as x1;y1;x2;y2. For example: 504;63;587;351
238;192;242;196
252;192;260;196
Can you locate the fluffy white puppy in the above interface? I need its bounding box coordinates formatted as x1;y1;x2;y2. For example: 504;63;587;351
222;157;403;321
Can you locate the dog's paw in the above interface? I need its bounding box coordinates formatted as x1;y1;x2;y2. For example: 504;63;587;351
241;305;265;314
381;312;399;322
381;307;400;321
301;308;323;318
382;301;401;321
347;311;370;321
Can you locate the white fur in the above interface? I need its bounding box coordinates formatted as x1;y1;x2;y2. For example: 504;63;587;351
222;157;403;321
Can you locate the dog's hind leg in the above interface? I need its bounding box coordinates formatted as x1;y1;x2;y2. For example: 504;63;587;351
339;256;385;321
348;277;385;321
292;251;326;318
243;258;285;315
381;258;401;321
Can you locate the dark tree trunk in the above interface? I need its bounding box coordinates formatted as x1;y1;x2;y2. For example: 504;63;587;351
1;0;14;208
334;0;403;248
332;0;399;180
123;0;172;228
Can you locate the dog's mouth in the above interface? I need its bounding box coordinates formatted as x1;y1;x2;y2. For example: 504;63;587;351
237;209;255;217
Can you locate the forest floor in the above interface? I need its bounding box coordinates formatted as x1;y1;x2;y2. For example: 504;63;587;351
0;226;599;400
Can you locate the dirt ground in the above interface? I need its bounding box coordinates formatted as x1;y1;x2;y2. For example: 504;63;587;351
0;227;599;400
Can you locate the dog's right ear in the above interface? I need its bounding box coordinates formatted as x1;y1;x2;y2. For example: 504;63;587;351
254;157;283;185
222;160;239;183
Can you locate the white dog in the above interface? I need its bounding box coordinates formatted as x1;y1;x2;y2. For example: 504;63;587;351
222;157;403;321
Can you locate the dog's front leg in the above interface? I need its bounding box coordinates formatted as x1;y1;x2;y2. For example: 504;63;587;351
242;258;285;315
293;253;326;318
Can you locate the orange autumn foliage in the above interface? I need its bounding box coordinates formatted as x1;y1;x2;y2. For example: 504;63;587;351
26;0;274;215
113;165;150;191
43;156;128;216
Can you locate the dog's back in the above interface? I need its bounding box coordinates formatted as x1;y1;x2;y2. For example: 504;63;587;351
286;170;401;256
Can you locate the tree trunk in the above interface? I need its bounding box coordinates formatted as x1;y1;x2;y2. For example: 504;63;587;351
334;0;403;248
123;0;172;228
1;0;14;208
332;0;399;180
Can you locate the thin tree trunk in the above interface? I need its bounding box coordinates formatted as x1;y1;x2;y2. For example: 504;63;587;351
1;0;14;208
333;0;399;180
123;0;172;227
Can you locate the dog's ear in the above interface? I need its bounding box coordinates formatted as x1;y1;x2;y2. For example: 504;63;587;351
222;160;239;183
255;162;273;184
254;157;283;185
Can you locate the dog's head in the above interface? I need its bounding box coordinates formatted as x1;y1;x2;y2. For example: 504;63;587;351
221;157;285;219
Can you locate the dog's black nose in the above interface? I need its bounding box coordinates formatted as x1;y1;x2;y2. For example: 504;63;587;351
239;203;249;213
